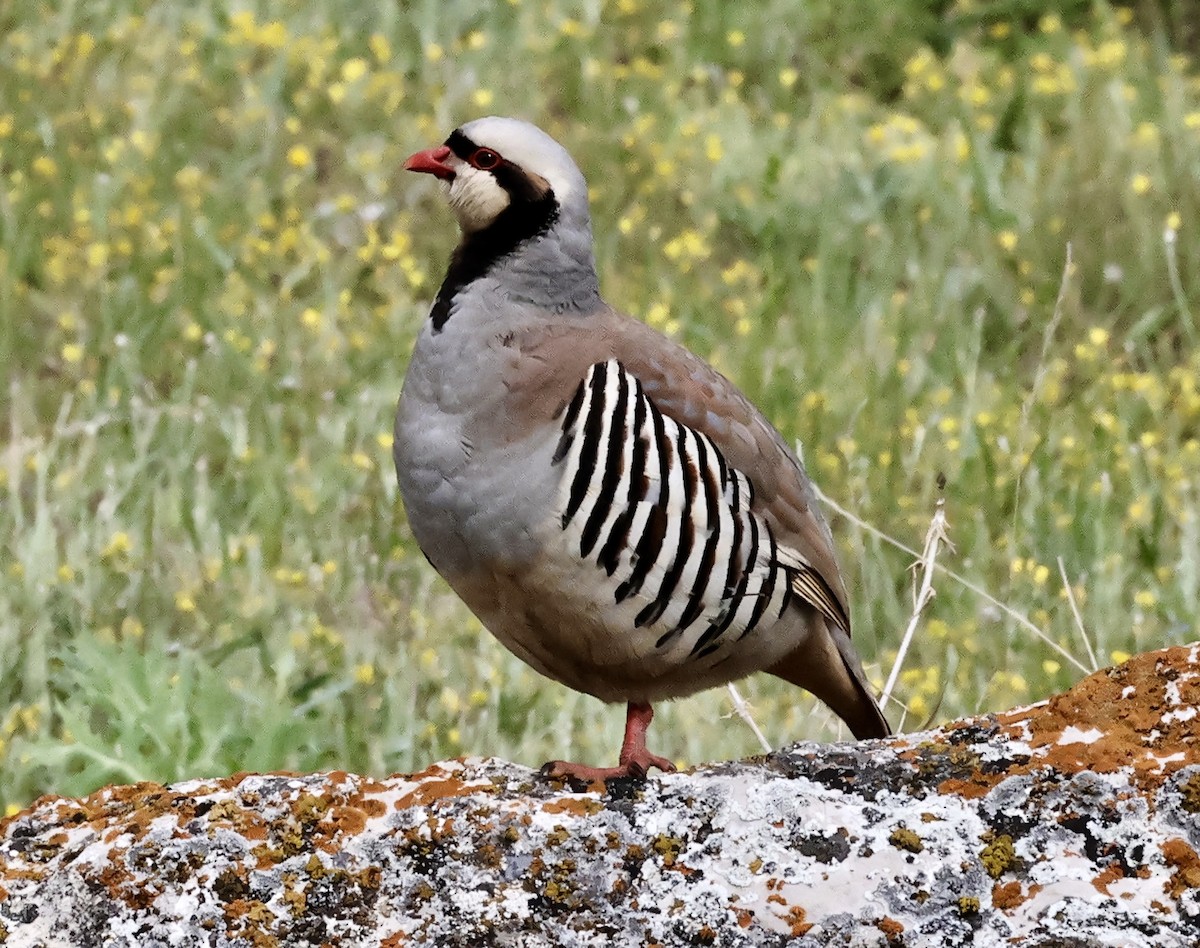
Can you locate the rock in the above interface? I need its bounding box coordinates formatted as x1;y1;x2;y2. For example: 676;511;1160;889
1;644;1198;947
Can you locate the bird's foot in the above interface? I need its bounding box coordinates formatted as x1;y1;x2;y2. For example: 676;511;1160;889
540;750;676;785
540;702;676;785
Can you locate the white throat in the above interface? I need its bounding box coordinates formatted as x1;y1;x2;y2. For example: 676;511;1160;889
445;165;510;233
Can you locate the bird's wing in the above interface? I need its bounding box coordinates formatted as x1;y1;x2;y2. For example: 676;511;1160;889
481;304;852;636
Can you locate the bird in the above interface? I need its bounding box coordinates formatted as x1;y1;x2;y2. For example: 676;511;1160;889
394;116;890;782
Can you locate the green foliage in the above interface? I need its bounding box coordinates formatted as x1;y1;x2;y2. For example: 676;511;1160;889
1;0;1197;810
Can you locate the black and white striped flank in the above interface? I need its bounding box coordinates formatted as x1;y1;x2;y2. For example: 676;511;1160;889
552;359;847;659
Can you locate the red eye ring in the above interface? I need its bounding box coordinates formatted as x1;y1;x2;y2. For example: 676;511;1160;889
470;148;501;170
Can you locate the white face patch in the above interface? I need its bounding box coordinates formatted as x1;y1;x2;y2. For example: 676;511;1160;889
458;117;584;208
444;162;511;233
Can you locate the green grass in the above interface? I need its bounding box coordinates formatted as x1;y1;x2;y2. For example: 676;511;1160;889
1;0;1198;809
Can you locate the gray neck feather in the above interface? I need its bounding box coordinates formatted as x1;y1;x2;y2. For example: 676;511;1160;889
491;205;601;312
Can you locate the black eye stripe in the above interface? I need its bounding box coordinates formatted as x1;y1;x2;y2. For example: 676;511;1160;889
445;128;549;204
446;132;504;172
445;129;478;162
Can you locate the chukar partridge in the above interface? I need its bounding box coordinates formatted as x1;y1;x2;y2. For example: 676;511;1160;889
395;117;890;781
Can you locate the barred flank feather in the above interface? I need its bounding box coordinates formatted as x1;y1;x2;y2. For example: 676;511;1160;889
553;360;846;660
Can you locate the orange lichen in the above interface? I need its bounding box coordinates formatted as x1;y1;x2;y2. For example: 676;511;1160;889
876;916;905;942
934;776;992;800
1162;838;1200;898
992;880;1025;910
360;798;387;818
327;805;368;837
927;646;1200;799
1092;863;1125;895
781;905;813;936
393;763;492;811
541;797;604;817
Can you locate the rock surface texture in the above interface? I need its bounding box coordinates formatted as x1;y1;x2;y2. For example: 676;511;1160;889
1;644;1198;947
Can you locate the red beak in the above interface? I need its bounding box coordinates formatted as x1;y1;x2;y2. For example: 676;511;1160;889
404;145;455;180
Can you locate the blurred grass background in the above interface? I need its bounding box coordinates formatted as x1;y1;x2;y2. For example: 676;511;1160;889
2;0;1198;809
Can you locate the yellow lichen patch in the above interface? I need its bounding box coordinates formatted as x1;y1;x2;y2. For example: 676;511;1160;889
888;826;924;853
652;834;685;867
981;834;1017;879
222;897;278;944
1179;773;1200;813
204;798;270;841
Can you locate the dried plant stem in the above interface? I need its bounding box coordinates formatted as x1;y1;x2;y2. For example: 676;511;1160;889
816;487;1092;676
879;492;954;713
725;683;772;753
1056;556;1100;671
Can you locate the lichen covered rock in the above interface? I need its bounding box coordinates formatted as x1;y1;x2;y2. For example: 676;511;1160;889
1;645;1199;946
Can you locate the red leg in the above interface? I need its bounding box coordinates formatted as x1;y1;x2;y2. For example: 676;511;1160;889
541;702;677;783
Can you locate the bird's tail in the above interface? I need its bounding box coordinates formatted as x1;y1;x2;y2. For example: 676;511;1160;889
767;623;891;740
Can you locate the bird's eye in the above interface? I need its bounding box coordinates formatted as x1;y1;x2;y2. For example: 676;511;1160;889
469;148;501;170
